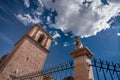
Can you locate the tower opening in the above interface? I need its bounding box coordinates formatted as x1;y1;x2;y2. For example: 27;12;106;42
38;34;45;44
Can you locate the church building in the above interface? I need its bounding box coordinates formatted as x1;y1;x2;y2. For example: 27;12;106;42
0;24;53;80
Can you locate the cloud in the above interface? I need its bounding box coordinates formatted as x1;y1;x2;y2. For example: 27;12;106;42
117;32;120;36
38;0;44;7
108;0;120;4
42;0;120;38
54;41;58;45
24;0;30;8
47;16;51;24
64;33;68;36
63;42;69;47
15;14;41;26
15;0;44;26
16;0;120;38
52;31;61;39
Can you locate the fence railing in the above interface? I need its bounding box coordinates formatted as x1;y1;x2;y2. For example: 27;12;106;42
12;60;74;80
91;58;120;80
12;58;120;80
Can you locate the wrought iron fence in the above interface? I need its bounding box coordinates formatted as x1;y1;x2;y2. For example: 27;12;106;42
12;58;120;80
12;60;74;80
91;58;120;80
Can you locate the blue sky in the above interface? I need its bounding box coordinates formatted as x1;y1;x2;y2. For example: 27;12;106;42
0;0;120;67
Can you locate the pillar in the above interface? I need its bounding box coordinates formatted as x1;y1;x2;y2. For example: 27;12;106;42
70;38;94;80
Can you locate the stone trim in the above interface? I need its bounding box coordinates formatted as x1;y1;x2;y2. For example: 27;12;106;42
70;47;93;59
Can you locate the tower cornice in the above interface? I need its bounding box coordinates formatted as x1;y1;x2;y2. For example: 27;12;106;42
28;24;53;40
70;47;93;59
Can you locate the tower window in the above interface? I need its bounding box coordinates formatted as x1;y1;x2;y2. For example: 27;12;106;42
38;34;45;44
26;57;29;61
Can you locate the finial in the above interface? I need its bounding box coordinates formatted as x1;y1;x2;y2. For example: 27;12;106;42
74;36;83;49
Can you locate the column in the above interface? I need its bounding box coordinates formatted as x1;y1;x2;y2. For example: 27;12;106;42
70;37;94;80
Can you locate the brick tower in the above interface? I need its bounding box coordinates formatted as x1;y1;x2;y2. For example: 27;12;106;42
0;24;53;80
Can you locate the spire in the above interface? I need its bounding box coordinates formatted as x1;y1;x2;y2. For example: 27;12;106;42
74;37;83;49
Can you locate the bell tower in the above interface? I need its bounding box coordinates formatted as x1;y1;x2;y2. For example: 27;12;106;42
26;24;52;50
0;24;53;79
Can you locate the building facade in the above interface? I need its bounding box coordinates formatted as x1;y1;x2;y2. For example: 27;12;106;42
0;24;53;80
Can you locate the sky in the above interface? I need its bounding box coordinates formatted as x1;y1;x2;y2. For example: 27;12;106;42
0;0;120;67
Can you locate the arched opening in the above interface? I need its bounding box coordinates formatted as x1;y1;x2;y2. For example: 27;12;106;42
38;34;45;44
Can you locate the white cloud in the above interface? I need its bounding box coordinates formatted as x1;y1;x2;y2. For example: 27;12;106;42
117;33;120;36
16;0;44;26
16;0;120;38
54;41;58;45
63;42;69;47
42;0;120;38
15;14;41;26
38;0;44;7
52;31;61;39
108;0;120;4
47;16;51;24
24;0;30;8
64;33;68;36
70;35;75;38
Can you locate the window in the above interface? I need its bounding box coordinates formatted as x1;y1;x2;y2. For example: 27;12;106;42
38;34;45;44
26;57;29;61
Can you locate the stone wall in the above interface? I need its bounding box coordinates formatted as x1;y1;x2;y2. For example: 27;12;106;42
0;36;47;80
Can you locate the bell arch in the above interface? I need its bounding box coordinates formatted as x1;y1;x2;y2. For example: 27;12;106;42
38;34;45;44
